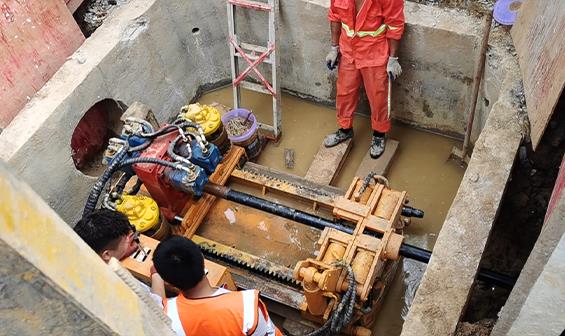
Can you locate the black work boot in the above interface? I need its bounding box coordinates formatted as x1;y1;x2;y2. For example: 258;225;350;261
324;128;353;148
370;135;386;159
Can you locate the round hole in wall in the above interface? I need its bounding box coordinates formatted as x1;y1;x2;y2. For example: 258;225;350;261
71;99;127;177
315;82;322;87
192;27;200;35
483;97;490;107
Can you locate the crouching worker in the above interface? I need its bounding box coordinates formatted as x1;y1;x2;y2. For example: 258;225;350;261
153;236;283;336
74;209;166;307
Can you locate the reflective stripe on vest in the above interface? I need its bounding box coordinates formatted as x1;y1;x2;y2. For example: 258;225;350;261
166;297;187;336
242;290;258;334
341;22;399;38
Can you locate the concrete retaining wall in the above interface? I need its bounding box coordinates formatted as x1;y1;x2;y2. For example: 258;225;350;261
0;0;493;225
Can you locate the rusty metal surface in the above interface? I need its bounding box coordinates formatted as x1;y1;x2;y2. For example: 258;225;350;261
193;235;299;286
231;271;305;310
231;162;345;209
196;198;320;268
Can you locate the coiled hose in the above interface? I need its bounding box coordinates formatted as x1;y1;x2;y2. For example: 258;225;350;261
304;262;357;336
83;143;130;217
82;156;188;217
168;134;193;167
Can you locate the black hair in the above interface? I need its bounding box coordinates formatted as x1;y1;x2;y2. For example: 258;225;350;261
74;209;132;253
153;236;205;290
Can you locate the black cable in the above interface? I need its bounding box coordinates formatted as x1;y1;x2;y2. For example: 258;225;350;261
83;143;129;217
304;263;356;336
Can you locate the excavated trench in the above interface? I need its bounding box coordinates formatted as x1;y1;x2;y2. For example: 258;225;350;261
1;0;554;335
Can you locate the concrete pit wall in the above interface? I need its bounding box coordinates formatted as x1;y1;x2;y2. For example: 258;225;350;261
0;0;499;225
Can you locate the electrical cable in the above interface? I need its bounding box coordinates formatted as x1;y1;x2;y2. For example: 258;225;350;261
303;262;356;336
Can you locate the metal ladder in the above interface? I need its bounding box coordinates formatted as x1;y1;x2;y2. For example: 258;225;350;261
227;0;281;139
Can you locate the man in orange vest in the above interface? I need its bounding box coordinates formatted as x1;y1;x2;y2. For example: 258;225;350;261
324;0;405;159
153;236;283;336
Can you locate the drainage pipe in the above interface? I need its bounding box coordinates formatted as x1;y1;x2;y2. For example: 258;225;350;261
203;184;516;289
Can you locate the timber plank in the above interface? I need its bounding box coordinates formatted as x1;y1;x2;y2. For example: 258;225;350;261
354;139;399;179
304;139;352;185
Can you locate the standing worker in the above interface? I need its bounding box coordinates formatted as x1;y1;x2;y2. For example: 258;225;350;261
153;236;282;336
324;0;405;159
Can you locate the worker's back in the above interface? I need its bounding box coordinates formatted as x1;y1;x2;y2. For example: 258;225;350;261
164;289;280;336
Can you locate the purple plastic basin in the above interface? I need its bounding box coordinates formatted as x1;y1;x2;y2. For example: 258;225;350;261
494;0;523;25
221;108;258;143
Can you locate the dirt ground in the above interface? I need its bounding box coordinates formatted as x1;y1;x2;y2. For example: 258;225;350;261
455;319;496;336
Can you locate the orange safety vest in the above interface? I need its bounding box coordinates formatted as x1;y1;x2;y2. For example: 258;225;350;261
328;0;405;68
164;289;282;336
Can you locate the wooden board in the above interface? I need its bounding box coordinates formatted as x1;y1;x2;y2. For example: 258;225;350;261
511;0;565;149
122;234;237;291
0;0;84;128
304;138;352;185
354;139;399;179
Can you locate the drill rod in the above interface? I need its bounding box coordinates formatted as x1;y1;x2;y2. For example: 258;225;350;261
203;184;516;289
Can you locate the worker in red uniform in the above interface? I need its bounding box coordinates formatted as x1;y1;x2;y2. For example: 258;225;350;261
324;0;405;159
153;236;283;336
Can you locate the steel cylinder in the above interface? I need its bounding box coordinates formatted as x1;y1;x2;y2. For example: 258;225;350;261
351;250;375;285
374;189;400;220
322;242;346;264
303;282;328;316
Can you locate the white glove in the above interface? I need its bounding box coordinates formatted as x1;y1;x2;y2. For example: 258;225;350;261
387;56;402;80
326;45;340;70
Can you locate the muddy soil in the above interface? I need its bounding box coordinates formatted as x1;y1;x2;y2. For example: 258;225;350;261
455;319;496;336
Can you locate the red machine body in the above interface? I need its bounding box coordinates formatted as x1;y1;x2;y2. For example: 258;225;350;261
133;131;192;221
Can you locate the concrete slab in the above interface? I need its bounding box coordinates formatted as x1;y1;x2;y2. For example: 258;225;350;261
491;155;565;336
506;234;565;336
354;139;399;179
401;42;525;336
304;139;352;185
0;161;172;335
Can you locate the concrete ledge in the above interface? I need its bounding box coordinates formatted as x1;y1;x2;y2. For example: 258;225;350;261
400;42;525;336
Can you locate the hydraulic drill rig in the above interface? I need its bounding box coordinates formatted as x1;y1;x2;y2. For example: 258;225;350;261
86;108;427;335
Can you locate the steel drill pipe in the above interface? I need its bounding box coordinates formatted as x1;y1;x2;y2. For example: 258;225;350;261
203;184;516;288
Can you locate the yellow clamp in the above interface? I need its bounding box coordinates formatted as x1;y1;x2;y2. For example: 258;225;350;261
115;195;160;233
179;103;222;136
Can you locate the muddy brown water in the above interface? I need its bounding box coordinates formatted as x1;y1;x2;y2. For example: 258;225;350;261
198;87;464;335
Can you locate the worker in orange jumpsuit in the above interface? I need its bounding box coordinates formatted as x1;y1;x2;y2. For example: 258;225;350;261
324;0;405;159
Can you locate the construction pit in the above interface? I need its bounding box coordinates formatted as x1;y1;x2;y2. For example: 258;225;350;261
1;0;564;336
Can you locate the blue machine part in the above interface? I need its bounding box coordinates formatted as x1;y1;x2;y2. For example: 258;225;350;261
126;135;149;149
166;165;209;197
188;140;222;175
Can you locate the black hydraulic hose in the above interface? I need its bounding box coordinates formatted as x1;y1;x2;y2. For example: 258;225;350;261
83;156;186;217
139;121;200;139
83;144;129;217
115;172;134;194
128;140;151;153
118;157;184;171
203;184;517;289
128;178;143;195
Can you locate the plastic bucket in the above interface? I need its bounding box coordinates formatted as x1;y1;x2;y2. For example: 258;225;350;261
221;108;261;159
